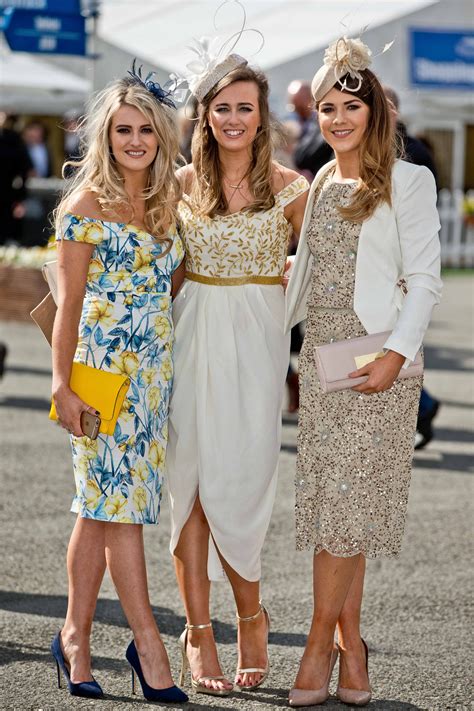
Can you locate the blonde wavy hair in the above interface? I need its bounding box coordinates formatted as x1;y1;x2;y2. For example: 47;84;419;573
55;77;181;250
316;68;397;223
190;65;277;217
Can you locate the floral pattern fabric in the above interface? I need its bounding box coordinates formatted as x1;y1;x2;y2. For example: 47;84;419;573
58;214;184;524
180;175;309;278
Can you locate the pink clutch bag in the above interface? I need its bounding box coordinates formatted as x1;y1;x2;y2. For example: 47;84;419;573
315;331;423;393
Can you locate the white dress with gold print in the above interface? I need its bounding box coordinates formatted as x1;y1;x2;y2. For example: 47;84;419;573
167;176;309;581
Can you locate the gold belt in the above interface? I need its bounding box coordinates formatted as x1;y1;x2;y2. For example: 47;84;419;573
185;271;283;286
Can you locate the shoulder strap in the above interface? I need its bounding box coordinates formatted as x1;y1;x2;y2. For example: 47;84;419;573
277;175;310;208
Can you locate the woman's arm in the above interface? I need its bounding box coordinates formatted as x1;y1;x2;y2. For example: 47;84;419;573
286;189;309;241
51;239;96;435
171;260;185;298
351;165;442;394
383;165;442;361
276;164;309;240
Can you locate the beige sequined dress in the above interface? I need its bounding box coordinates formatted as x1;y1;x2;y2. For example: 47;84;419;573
296;179;422;558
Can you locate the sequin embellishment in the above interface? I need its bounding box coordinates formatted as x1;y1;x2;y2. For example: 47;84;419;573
295;178;422;559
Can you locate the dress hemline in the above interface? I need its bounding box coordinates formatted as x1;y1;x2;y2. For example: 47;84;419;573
295;542;402;560
70;503;159;525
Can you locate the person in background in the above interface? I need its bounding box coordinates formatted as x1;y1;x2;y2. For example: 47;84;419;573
62;110;82;178
177;96;198;164
383;85;438;186
383;85;441;449
22;120;52;178
0;343;7;379
0;112;32;244
274;119;300;170
287;79;333;181
286;81;330;410
275;116;307;411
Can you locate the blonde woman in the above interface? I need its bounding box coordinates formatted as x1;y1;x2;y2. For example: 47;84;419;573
285;38;442;706
49;71;187;703
166;56;308;696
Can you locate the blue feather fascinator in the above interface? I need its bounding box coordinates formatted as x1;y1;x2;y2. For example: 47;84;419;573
127;59;187;109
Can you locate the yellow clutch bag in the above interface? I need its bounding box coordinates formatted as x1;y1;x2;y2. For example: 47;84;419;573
49;362;130;436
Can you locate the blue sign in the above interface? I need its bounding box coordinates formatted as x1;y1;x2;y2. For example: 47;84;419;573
3;8;86;55
410;29;474;90
0;0;81;13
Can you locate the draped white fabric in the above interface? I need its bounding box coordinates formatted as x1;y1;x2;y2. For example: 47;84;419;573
167;281;289;581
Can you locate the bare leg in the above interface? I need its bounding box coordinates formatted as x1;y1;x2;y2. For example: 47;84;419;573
105;522;174;689
61;517;107;683
337;556;370;690
293;550;361;690
173;496;233;692
219;557;268;689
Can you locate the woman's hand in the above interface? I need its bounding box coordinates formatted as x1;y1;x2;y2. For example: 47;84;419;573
282;257;294;293
349;350;405;394
52;384;99;437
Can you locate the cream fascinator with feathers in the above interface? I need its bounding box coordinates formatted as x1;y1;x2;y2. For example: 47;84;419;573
312;35;393;102
184;0;263;103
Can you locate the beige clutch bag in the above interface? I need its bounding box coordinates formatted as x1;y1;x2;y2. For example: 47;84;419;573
30;260;58;345
315;331;423;393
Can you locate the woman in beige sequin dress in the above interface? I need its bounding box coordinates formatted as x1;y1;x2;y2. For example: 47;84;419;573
285;38;442;707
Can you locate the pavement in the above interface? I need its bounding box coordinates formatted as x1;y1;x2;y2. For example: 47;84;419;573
0;273;472;711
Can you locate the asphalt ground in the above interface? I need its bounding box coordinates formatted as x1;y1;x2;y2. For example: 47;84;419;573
0;274;472;711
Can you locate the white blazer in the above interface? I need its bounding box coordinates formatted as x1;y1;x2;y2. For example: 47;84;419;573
285;159;442;363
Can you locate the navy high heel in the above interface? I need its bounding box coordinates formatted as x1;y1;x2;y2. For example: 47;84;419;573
51;632;104;699
125;639;188;703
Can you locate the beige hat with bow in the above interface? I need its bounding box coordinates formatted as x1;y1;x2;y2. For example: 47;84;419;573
311;36;373;102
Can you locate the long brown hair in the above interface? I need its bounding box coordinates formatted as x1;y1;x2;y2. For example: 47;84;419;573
317;68;397;222
190;65;276;217
55;77;181;250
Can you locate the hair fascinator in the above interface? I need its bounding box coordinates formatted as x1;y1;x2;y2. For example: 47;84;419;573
127;59;187;109
311;36;393;102
184;0;263;102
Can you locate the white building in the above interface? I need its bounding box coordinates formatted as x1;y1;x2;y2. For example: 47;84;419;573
265;0;473;191
2;0;472;189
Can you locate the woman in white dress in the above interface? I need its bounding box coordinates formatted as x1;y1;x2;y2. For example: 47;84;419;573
166;56;308;695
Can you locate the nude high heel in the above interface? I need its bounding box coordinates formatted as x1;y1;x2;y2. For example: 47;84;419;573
178;622;233;697
336;638;372;706
235;602;270;690
288;647;338;707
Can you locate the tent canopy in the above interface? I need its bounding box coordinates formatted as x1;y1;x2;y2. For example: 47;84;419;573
0;42;90;114
98;0;436;76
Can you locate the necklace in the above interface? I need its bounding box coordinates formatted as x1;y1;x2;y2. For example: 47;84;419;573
223;168;250;205
223;165;250;188
226;181;245;189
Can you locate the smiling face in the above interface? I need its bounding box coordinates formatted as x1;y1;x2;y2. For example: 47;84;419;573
317;87;370;159
109;103;159;174
207;80;261;154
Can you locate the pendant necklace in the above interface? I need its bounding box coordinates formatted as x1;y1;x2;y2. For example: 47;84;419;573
224;169;250;205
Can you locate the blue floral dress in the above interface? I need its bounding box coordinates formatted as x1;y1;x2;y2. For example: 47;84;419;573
58;214;184;524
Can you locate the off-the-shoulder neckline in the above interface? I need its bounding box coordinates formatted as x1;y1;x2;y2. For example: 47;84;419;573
181;175;308;218
64;213;176;237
